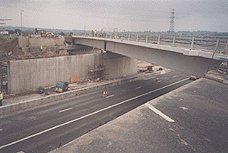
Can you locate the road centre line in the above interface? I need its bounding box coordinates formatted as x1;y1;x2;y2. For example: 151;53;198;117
145;103;175;122
106;94;114;98
0;77;189;150
59;107;73;113
135;86;141;90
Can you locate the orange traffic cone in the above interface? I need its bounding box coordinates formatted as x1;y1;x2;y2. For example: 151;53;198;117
103;90;106;96
97;77;100;82
156;77;159;82
106;90;108;96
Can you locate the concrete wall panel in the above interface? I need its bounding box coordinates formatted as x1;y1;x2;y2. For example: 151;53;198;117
8;54;103;94
8;52;137;94
18;36;29;48
105;52;137;79
18;36;64;48
28;37;64;47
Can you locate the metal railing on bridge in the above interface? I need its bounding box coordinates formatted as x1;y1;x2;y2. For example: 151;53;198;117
74;32;228;56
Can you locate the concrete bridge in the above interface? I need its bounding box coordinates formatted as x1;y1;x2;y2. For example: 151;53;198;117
72;34;228;77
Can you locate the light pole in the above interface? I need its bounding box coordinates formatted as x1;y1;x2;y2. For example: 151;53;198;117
20;10;24;35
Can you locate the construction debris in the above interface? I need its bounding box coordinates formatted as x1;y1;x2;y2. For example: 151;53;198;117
137;60;166;73
89;65;104;81
70;75;80;83
37;87;45;94
0;38;24;62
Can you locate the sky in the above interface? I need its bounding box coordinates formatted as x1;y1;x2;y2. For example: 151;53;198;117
0;0;228;32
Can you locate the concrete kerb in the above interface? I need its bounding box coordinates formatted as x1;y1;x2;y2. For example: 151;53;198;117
0;77;137;115
205;75;223;83
204;74;228;85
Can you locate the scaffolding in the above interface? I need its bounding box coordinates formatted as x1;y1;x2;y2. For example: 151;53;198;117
88;65;104;81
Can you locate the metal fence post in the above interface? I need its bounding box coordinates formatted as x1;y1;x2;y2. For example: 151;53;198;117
214;40;220;52
121;33;123;42
172;36;175;46
206;39;220;72
190;37;194;50
146;35;148;43
128;34;130;41
136;34;139;42
110;33;112;39
157;35;160;45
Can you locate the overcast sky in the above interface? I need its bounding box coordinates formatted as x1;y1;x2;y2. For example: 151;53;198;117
0;0;227;32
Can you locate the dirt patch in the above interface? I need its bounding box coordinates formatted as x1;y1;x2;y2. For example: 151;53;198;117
65;36;73;45
0;38;24;62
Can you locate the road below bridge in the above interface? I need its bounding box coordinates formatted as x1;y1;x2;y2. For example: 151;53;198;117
0;71;193;152
53;77;228;153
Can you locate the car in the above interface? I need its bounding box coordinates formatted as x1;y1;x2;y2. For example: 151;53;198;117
190;76;198;80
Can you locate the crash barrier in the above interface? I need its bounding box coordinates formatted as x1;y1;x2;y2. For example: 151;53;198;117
0;77;137;115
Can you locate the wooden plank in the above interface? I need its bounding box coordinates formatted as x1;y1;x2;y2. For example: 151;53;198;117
70;75;80;83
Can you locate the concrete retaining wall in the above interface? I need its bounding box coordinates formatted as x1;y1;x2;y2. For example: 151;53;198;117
7;53;137;94
0;77;137;115
18;36;64;48
7;54;103;94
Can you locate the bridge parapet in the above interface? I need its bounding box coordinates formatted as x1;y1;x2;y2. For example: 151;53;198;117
73;33;228;56
72;35;228;61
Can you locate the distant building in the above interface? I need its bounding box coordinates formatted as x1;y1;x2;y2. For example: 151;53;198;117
0;31;9;35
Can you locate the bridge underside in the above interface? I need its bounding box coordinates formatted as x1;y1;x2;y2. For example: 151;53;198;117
73;37;221;77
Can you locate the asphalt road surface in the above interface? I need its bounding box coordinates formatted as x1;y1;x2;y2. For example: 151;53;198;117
53;78;228;153
0;71;193;153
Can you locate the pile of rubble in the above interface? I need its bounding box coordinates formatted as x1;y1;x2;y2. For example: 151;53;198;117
137;60;164;73
0;38;24;62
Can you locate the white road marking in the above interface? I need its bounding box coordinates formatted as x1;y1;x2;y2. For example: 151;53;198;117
180;107;188;110
203;137;211;142
145;103;175;122
59;107;73;113
106;94;114;98
0;78;188;150
135;86;141;90
0;129;2;132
